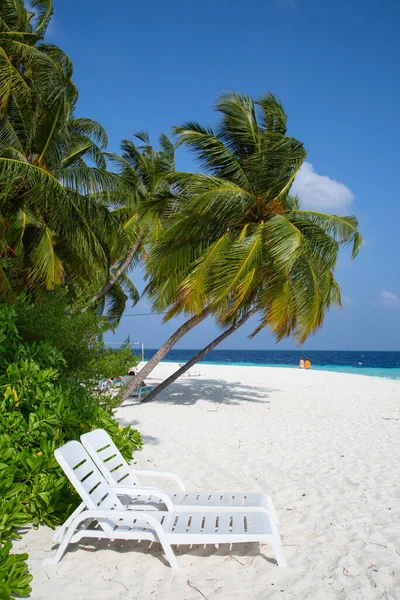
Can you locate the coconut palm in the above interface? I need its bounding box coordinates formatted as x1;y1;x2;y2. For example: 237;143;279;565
0;1;142;320
121;92;361;400
83;132;177;313
150;92;361;338
0;0;75;116
111;133;219;400
0;0;132;298
0;94;129;292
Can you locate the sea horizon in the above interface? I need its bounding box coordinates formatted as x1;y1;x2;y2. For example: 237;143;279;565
138;348;400;380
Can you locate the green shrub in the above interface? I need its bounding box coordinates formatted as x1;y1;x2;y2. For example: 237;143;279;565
79;342;137;381
0;305;143;598
14;289;139;380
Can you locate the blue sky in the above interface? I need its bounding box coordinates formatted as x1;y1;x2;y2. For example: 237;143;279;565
50;0;400;350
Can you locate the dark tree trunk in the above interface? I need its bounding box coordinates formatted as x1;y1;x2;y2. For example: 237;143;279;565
141;307;258;403
117;306;212;401
82;234;144;312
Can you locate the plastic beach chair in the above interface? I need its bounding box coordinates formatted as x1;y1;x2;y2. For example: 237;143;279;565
178;364;203;377
80;429;278;522
44;441;286;569
128;385;153;400
129;385;143;400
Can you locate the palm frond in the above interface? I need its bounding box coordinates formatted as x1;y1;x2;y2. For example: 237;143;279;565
68;117;108;148
30;0;53;37
256;93;287;134
29;225;64;288
289;210;362;258
208;224;264;306
159;133;175;169
173;124;250;188
102;279;127;324
215;91;259;159
134;130;150;145
0;117;25;152
118;272;140;305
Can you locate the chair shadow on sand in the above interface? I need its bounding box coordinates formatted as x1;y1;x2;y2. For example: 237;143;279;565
52;536;278;568
121;377;281;408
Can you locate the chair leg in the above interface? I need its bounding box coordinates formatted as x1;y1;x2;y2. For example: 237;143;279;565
270;539;287;567
52;502;86;543
44;525;78;566
267;497;279;524
160;541;180;570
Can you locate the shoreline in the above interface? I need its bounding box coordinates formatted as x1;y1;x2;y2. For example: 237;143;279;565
148;359;400;381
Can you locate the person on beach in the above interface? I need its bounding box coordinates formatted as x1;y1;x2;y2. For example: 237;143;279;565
305;358;311;370
299;358;305;369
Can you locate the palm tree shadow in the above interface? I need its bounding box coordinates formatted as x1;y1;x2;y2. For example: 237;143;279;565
121;378;280;407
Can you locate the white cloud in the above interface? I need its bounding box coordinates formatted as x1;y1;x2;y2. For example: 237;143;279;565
376;290;400;309
291;162;354;213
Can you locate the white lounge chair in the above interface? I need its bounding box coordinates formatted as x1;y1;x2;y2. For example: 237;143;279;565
44;441;286;569
178;364;203;377
80;429;278;522
131;385;142;400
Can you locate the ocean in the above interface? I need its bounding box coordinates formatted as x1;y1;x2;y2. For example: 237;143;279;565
142;349;400;380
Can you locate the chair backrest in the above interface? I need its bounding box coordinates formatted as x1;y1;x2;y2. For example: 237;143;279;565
54;440;125;513
80;429;140;486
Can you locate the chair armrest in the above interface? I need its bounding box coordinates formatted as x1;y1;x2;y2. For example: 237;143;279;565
134;469;186;491
73;508;170;535
110;484;175;510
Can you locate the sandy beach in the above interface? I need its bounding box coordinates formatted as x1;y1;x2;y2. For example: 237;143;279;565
14;363;400;599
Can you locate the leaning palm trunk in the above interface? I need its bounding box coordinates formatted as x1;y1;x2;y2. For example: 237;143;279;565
117;306;212;401
82;234;144;312
141;307;258;403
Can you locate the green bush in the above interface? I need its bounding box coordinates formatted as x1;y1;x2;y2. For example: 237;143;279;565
15;289;139;380
0;305;143;598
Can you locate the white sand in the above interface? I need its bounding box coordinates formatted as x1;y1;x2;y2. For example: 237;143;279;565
14;363;400;599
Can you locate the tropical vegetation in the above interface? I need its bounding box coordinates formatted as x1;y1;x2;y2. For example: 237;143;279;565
0;0;138;319
122;93;361;400
86;131;176;308
0;0;362;595
0;304;142;599
0;2;142;597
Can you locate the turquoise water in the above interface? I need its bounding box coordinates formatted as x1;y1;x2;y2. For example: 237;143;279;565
143;349;400;380
219;362;400;379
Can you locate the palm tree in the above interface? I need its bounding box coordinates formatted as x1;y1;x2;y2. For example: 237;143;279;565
113;133;217;400
91;132;213;396
120;92;361;400
142;306;258;402
0;0;74;117
85;131;176;310
0;1;142;321
0;91;129;293
151;92;361;337
0;1;132;298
